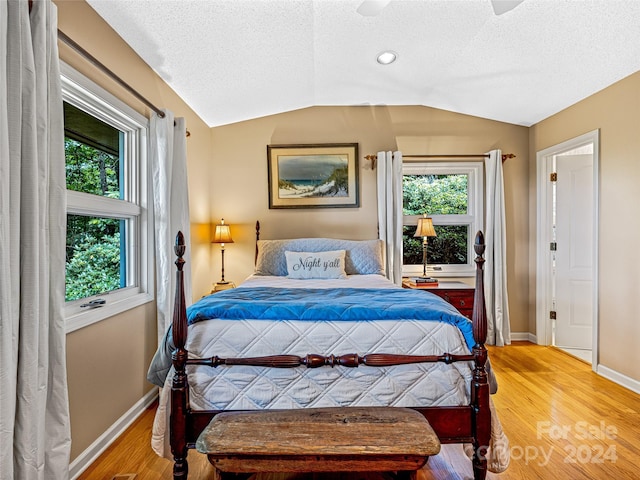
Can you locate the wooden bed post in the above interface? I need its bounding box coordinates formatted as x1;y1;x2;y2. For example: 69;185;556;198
255;220;260;265
171;232;189;479
471;231;491;480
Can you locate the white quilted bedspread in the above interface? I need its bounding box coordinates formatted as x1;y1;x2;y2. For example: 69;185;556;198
176;274;472;410
186;316;473;411
151;275;509;472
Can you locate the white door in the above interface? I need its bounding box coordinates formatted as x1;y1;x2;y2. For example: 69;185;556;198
554;154;594;350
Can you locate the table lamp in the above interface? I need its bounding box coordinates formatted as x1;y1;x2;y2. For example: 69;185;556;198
212;218;234;285
413;214;436;278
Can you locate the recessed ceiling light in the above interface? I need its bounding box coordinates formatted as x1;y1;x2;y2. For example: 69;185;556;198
376;51;398;65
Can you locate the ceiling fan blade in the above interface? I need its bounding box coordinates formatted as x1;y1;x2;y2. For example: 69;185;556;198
491;0;525;16
356;0;392;17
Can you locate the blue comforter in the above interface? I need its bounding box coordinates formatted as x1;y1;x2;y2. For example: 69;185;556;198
147;287;477;387
188;287;476;350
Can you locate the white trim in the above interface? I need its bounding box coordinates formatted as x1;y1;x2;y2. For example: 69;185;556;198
402;162;484;277
535;149;555;346
510;332;537;343
60;63;145;133
596;365;640;395
61;61;154;329
69;389;158;479
65;290;153;333
67;191;141;217
535;130;600;373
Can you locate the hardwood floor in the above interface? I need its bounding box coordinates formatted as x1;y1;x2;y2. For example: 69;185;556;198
77;342;640;480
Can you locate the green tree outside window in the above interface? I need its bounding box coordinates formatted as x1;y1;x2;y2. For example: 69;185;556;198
402;174;469;265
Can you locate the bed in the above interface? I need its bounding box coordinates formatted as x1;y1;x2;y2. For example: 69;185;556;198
148;224;509;480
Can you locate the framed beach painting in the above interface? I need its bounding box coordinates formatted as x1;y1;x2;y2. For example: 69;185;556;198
267;143;360;209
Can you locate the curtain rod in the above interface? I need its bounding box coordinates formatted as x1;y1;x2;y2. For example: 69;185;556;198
57;29;191;137
364;152;515;167
58;29;164;118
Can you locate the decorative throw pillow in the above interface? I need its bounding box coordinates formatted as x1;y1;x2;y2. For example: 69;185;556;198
284;250;347;280
255;238;385;276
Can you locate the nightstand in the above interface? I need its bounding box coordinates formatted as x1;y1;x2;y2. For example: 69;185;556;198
402;280;475;319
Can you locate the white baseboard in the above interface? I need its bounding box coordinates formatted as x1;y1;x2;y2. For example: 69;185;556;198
509;331;537;343
597;364;640;395
69;389;158;479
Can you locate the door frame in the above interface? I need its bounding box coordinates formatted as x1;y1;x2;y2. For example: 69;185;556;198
535;129;600;371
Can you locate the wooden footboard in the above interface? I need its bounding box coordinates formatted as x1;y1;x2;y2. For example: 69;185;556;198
168;230;491;480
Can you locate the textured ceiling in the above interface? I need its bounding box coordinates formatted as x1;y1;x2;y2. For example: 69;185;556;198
86;0;640;127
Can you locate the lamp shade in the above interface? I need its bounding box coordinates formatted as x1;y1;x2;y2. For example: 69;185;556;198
414;216;436;238
212;218;234;244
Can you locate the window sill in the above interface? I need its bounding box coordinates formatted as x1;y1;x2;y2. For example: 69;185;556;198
65;291;154;334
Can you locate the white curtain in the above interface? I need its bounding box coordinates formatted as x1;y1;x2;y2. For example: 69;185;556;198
150;111;192;343
376;151;403;285
0;1;71;478
485;149;511;345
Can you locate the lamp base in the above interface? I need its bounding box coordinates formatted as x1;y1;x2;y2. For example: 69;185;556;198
212;281;235;293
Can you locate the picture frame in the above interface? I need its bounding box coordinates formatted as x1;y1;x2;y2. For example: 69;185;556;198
267;143;359;209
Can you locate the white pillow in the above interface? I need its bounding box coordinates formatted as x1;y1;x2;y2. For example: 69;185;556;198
284;250;347;280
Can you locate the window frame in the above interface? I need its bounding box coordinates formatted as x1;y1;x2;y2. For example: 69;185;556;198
61;62;153;333
402;162;484;277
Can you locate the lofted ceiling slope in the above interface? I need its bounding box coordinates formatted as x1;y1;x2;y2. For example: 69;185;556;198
85;0;640;128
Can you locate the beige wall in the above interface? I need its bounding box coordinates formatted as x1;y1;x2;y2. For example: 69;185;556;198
46;0;640;469
210;105;530;334
530;71;640;382
56;0;213;460
66;303;156;459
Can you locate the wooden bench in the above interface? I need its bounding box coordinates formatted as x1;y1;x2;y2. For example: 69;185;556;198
195;407;441;480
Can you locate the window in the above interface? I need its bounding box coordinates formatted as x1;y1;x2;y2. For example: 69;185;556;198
402;162;483;277
61;63;152;332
